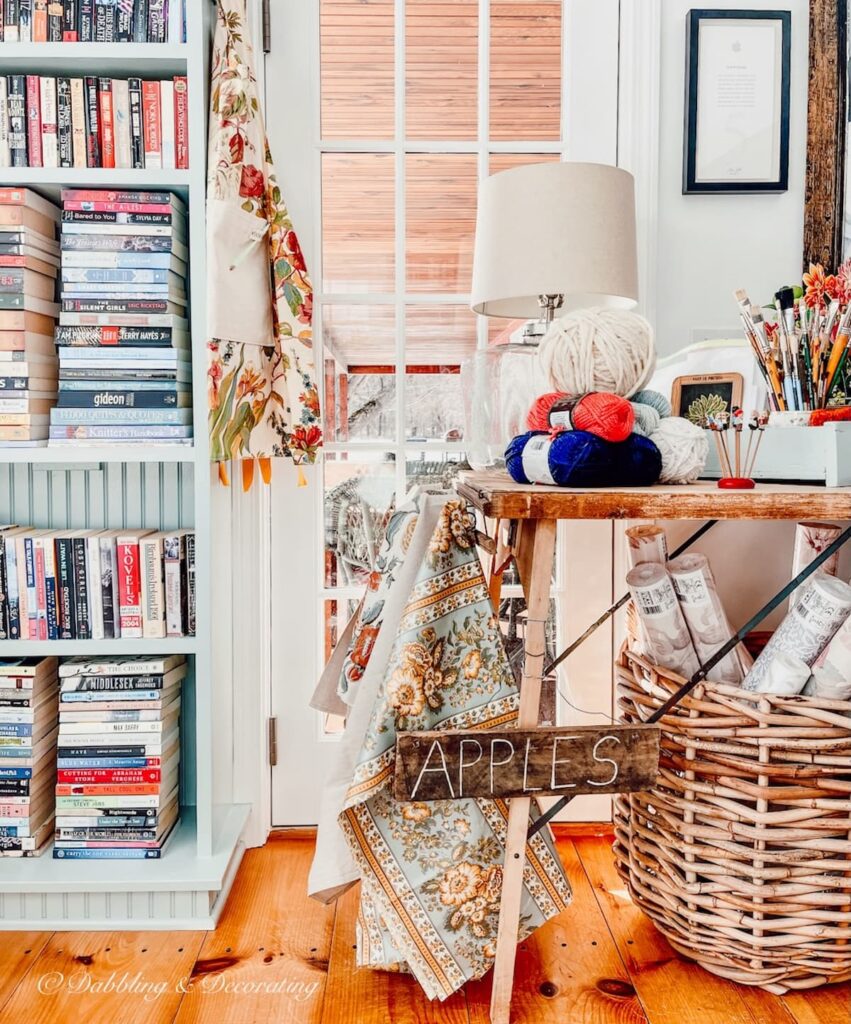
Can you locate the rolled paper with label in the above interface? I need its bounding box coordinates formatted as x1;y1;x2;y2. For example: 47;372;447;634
504;430;661;488
803;665;851;701
625;524;668;568
751;651;811;695
667;553;750;685
790;522;841;607
743;572;851;692
626;561;700;678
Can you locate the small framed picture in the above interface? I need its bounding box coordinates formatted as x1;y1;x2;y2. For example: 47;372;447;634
683;9;791;194
672;373;745;424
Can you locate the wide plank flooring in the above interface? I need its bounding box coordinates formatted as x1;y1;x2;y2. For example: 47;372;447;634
0;831;847;1024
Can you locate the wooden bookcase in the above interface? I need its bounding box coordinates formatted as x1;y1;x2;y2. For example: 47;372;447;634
0;8;250;929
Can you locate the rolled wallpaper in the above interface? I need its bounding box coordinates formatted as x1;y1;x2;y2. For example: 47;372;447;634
626;561;700;678
668;553;748;685
625;525;668;568
752;650;811;695
790;522;841;607
743;572;851;692
804;665;851;701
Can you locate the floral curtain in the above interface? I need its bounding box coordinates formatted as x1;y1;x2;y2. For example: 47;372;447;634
207;0;322;486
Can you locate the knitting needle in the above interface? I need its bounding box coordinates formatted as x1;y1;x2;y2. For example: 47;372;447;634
743;413;758;475
732;407;744;476
745;411;769;477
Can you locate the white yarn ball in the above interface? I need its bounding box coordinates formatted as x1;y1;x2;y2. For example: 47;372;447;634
630;402;660;437
537;307;656;398
650;416;708;484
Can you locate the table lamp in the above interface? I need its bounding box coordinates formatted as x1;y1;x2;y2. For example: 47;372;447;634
463;161;639;469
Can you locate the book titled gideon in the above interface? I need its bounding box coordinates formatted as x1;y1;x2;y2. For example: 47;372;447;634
56;390;187;409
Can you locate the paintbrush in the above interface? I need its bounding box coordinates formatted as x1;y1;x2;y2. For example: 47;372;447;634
822;303;851;406
742;297;785;410
775;287;799;410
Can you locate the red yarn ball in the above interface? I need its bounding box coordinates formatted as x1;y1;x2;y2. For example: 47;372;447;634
810;406;851;426
526;391;635;443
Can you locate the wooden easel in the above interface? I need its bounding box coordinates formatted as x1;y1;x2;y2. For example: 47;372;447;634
398;472;851;1024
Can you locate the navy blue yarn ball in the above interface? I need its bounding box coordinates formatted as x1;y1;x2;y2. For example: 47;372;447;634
505;430;662;487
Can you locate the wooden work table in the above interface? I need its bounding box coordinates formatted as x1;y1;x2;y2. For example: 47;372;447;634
453;468;851;1024
456;471;851;520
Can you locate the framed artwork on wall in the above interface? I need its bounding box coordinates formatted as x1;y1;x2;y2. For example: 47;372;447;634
683;9;791;194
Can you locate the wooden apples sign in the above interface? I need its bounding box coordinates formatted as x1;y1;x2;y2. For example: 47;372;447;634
394;724;660;802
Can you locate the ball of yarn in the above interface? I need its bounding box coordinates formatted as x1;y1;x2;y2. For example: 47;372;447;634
527;391;635;442
631;388;672;419
649;416;708;484
505;430;661;488
537;308;656;398
810;406;851;426
630;402;661;437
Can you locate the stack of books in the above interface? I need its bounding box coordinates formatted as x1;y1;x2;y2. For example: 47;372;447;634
54;655;184;861
1;0;187;42
0;657;59;858
50;188;193;448
0;525;196;641
0;188;60;449
2;75;189;170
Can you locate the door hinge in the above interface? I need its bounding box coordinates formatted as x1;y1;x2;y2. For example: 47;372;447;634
262;0;271;53
268;716;278;767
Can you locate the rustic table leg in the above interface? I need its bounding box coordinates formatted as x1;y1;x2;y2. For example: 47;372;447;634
489;517;558;1024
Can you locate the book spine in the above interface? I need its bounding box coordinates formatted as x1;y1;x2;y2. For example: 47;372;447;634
4;537;19;640
33;537;47;640
47;0;62;39
185;532;195;636
57;768;162;784
62;0;77;39
112;79;130;170
141;536;164;639
57;390;183;409
32;0;45;40
17;0;30;40
163;534;184;637
117;537;142;637
98;536;116;639
78;0;92;40
131;0;146;41
97;77;114;170
56;77;72;168
159;79;174;170
83;76;101;169
0;79;9;170
93;0;113;41
141;81;161;170
43;535;59;640
4;1;20;41
147;0;164;42
71;536;90;640
173;76;188;170
0;537;8;640
127;78;143;169
25;75;42;168
69;77;87;169
7;77;27;168
62;674;166;692
114;0;131;40
39;76;58;169
86;535;103;641
22;537;35;640
55;536;76;641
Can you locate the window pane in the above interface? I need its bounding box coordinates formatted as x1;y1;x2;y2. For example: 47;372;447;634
324;455;397;587
406;0;478;140
490;1;562;141
406;154;477;292
323;303;396;366
321;0;395;139
489;153;560;175
323;154;395;293
405;304;477;363
325;361;396;442
405;368;465;440
406;451;469;494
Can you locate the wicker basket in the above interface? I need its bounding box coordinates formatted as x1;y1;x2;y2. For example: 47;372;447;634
614;647;851;993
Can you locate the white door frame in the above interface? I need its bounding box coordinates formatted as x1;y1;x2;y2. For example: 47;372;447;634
230;0;664;838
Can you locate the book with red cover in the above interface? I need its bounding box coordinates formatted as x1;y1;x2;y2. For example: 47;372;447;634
116;532;149;638
97;78;115;170
173;76;188;170
141;81;161;170
25;75;42;168
83;76;101;168
33;0;47;40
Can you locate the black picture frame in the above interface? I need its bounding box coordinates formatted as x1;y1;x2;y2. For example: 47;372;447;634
683;9;791;194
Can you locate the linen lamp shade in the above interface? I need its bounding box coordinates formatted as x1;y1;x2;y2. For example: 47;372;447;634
470;161;639;318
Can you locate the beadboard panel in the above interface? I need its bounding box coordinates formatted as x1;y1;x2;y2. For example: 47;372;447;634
0;888;217;930
0;462;195;531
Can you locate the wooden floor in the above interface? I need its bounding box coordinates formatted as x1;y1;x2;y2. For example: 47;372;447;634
0;832;848;1024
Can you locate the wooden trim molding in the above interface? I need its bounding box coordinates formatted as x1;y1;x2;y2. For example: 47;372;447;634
266;823;616;843
804;0;848;271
